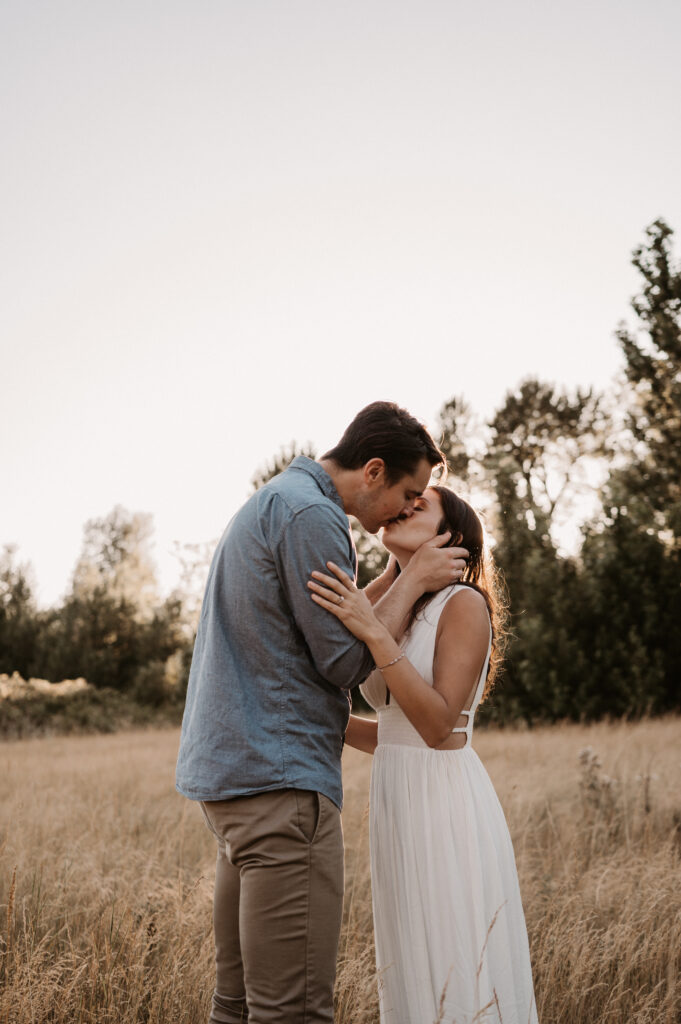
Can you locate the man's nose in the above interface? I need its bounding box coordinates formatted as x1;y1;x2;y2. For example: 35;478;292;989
401;506;415;519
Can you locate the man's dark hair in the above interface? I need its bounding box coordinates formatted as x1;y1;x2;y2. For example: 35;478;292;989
322;401;446;484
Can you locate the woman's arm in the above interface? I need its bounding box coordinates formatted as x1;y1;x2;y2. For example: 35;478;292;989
344;714;378;754
367;535;468;637
361;555;398;606
308;566;489;748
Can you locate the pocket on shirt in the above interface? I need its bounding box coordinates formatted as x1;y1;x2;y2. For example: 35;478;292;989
293;789;322;844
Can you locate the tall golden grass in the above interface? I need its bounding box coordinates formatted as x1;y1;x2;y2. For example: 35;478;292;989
1;718;679;1023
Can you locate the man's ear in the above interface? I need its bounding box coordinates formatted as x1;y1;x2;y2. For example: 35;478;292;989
363;458;386;485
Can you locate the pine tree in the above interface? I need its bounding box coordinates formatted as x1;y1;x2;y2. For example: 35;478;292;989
614;218;681;541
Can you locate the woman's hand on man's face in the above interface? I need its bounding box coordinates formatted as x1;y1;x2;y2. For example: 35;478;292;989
404;533;468;593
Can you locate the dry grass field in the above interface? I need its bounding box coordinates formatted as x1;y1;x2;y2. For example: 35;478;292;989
1;718;680;1023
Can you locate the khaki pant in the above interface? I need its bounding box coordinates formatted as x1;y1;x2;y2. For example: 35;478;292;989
200;789;344;1024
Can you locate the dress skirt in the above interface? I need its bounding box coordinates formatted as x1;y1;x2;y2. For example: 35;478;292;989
369;743;538;1024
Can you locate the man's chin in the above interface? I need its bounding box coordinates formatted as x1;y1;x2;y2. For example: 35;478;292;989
353;515;381;535
357;515;399;535
378;518;400;533
381;517;402;533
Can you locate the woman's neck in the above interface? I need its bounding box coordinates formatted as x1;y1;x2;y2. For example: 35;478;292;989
387;545;413;572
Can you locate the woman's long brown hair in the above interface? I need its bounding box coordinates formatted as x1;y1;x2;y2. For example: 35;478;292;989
400;486;508;700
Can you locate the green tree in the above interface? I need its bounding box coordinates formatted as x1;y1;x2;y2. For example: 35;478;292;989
485;379;607;547
31;508;189;703
170;539;216;634
36;587;186;701
474;381;607;722
0;546;40;678
576;515;679;717
38;589;145;691
613;218;681;540
436;395;477;483
579;220;681;716
71;505;159;619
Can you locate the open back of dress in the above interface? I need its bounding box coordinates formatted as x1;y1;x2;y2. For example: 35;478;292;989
362;583;490;750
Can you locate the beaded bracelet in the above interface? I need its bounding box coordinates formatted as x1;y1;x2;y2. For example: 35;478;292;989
376;653;405;671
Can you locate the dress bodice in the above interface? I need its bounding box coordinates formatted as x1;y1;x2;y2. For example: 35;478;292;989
360;584;492;749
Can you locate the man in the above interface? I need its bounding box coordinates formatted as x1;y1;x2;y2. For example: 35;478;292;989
176;401;468;1024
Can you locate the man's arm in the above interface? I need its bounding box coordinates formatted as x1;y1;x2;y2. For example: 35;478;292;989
274;503;375;690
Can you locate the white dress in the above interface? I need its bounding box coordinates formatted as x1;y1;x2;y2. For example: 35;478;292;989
360;585;538;1024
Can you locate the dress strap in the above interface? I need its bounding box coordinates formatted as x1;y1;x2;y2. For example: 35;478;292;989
452;708;473;735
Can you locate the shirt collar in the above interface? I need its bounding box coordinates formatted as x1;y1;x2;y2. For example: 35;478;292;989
288;456;345;512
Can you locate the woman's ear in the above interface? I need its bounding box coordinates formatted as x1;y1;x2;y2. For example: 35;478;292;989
452;531;464;546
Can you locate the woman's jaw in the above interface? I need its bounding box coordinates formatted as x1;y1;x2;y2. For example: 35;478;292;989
381;488;444;568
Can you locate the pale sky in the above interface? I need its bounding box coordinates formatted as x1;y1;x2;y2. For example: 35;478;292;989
2;0;680;606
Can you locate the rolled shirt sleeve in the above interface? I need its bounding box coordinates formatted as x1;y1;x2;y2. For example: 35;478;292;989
274;501;375;690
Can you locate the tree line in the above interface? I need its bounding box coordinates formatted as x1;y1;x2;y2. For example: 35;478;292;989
1;219;679;722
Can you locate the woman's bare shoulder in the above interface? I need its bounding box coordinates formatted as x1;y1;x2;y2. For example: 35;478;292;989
445;585;488;611
437;586;489;634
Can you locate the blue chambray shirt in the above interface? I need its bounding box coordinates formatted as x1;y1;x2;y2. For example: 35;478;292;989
175;457;375;810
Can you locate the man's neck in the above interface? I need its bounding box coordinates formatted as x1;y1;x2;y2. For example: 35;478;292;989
317;458;360;517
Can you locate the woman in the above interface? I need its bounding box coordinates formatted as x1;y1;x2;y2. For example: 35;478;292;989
308;486;538;1024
